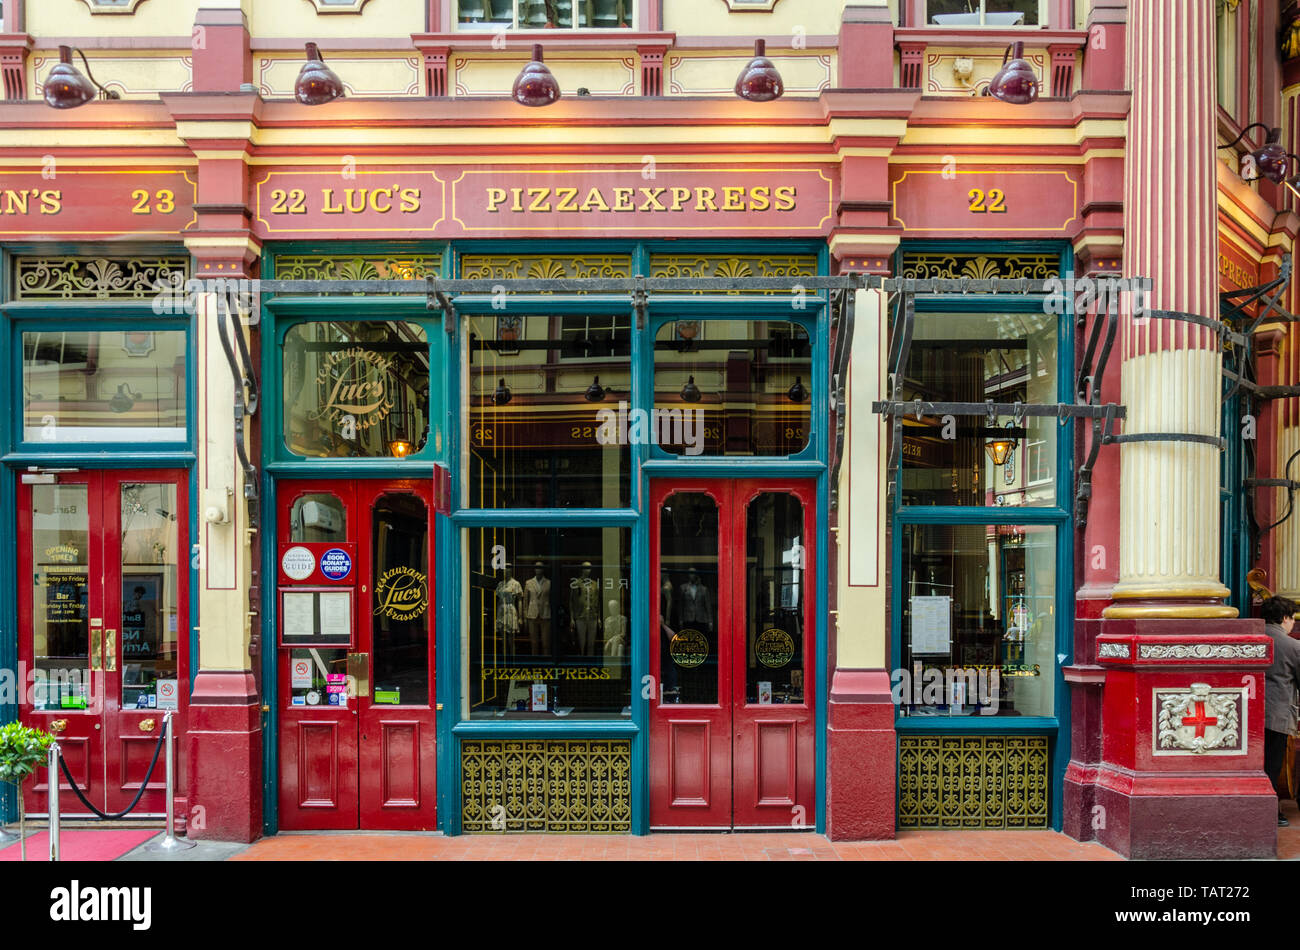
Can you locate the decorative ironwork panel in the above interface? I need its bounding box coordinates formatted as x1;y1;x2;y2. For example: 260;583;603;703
898;253;1060;281
13;256;190;300
898;735;1049;830
649;254;818;295
273;254;442;289
462;739;632;833
459;254;633;292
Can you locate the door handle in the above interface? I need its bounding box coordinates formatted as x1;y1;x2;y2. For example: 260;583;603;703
104;629;117;672
90;628;103;672
50;719;68;734
139;718;157;733
347;652;370;699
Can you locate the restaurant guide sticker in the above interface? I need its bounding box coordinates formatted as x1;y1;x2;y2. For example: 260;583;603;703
281;545;316;581
320;547;352;581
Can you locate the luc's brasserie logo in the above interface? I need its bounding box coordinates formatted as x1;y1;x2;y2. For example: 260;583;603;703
374;566;427;622
311;346;395;430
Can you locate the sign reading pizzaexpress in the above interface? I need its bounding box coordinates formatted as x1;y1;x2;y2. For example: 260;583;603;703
0;169;197;237
252;164;836;239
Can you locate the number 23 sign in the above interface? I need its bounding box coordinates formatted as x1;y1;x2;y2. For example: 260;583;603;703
890;168;1079;235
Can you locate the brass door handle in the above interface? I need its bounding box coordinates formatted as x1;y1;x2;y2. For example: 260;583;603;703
50;719;68;734
90;628;103;672
105;629;117;673
139;718;157;732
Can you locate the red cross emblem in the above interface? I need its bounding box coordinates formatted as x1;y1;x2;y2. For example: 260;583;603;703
1181;701;1218;738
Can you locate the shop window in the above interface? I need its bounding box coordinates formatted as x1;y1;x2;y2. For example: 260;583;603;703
12;256;190;301
1215;0;1237;114
371;494;429;707
899;523;1055;718
289;493;347;544
272;253;442;289
22;330;186;444
465;526;632;719
120;483;179;710
925;0;1043;26
459;253;633;284
76;0;148;13
652;319;811;457
456;0;633;29
898;252;1059;281
29;483;89;709
648;253;818;295
468;313;631;508
282;321;430;459
898;311;1057;507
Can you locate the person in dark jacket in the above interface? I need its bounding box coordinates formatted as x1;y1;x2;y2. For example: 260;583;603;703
1261;596;1300;826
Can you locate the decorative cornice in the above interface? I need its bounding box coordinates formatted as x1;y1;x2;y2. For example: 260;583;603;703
1139;643;1268;660
1097;642;1130;658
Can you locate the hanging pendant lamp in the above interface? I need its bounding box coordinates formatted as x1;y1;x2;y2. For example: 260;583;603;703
734;39;783;102
513;45;561;107
295;43;345;105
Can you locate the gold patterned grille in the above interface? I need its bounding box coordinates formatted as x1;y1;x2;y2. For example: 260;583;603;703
459;254;633;291
272;254;442;288
462;739;633;833
649;254;818;294
898;735;1049;830
13;256;191;300
898;253;1060;281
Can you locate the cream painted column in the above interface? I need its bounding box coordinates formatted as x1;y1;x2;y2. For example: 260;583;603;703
1104;0;1235;619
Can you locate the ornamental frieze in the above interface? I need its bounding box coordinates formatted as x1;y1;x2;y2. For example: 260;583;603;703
1139;643;1268;660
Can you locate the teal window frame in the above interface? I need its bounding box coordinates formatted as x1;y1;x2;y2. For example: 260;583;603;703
889;240;1075;831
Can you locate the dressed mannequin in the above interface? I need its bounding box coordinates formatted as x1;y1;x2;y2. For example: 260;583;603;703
678;567;714;632
523;561;552;656
495;567;523;646
570;561;602;654
603;598;628;663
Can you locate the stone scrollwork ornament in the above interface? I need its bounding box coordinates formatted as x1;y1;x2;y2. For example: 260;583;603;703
1155;683;1243;755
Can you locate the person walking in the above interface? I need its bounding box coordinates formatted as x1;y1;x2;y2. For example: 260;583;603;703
1261;596;1300;826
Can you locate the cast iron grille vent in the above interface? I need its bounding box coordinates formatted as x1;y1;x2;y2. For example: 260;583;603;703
898;253;1061;281
12;256;191;300
898;735;1049;829
462;739;633;833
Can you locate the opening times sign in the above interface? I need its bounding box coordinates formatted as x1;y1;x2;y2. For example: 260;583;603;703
254;165;836;238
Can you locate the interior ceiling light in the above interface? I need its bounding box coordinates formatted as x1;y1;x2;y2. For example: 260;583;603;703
44;46;120;109
735;39;783;102
513;44;561;107
680;376;702;403
295;42;345;106
986;42;1039;105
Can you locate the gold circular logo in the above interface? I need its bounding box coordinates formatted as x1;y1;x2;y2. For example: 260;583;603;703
755;627;795;669
374;566;427;621
669;629;710;669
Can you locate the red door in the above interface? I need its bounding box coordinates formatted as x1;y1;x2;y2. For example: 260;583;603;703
18;470;190;817
277;479;438;831
650;479;816;829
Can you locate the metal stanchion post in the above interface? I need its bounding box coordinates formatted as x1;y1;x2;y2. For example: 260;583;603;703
48;742;60;862
148;711;194;852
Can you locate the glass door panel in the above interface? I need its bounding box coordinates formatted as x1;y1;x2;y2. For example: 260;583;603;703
658;492;720;705
743;492;806;706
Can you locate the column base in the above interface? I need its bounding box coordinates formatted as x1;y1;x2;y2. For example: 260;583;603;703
1093;765;1277;859
827;670;896;840
187;670;262;843
1062;762;1101;842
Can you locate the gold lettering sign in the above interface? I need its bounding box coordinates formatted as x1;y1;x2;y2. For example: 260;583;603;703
482;667;613;681
483;184;798;215
669;628;710;668
311;346;395;430
1217;252;1254;290
755;627;795;669
374;566;427;622
44;544;80;565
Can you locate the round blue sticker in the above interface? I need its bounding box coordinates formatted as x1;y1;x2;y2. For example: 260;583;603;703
319;548;352;581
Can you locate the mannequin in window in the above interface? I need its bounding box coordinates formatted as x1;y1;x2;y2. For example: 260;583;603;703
495;566;523;647
659;570;678;696
603;598;628;660
523;561;552;656
570;561;602;654
678;567;714;633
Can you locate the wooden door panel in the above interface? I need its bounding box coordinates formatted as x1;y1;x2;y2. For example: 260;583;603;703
751;719;797;807
668;719;712;806
297;720;355;809
378;720;421;807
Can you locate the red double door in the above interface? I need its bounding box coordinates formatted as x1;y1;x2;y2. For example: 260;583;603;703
17;469;190;816
650;479;816;829
277;479;438;831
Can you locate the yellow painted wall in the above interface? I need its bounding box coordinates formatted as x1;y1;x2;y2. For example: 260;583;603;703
251;0;424;40
31;49;193;98
662;0;878;37
27;0;204;37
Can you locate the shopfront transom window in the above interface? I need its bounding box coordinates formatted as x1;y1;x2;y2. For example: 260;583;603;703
456;0;633;29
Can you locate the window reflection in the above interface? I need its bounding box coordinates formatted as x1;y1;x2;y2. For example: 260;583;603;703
283;322;429;459
30;484;90;710
371;494;429;707
744;493;805;705
653;320;811;456
119;484;179;710
468;314;630;508
289;493;347;544
658;493;719;705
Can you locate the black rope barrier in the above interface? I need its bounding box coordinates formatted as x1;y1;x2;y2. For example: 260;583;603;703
56;721;167;821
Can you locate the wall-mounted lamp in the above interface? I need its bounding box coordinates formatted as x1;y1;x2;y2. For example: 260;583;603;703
295;42;345;105
513;45;561;107
735;40;783;102
1219;124;1295;184
44;46;120;109
985;433;1015;467
986;42;1038;105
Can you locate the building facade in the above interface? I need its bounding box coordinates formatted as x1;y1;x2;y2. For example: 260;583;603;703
0;0;1296;855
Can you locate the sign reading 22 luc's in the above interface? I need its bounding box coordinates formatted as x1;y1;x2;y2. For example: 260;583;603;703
253;165;836;239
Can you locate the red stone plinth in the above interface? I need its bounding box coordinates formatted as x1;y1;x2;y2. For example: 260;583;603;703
827;670;896;840
1092;619;1277;859
187;671;262;842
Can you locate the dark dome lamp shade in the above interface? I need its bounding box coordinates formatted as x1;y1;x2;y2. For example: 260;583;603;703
493;378;513;406
680;376;702;403
513;45;561;108
986;42;1039;105
585;376;606;402
44;46;120;109
735;39;783;102
786;376;808;403
1219;124;1296;184
295;43;345;106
